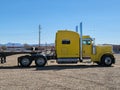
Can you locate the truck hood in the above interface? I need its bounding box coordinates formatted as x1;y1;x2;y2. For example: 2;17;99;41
96;45;113;54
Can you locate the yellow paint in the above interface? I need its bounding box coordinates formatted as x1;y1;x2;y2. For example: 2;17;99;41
55;30;113;62
55;30;80;58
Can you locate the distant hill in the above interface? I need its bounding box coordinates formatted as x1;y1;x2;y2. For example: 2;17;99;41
5;43;23;47
0;42;55;47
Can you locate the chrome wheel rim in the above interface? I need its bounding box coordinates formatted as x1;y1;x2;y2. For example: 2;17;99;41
105;57;112;65
36;58;45;65
22;58;30;66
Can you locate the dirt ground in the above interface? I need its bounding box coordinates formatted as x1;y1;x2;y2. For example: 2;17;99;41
0;54;120;90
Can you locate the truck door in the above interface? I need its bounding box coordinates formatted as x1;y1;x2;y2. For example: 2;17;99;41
82;39;92;59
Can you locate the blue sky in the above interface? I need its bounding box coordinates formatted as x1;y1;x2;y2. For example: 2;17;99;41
0;0;120;44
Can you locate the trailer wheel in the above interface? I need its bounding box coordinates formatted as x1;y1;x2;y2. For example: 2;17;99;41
19;56;32;67
101;55;113;66
35;57;47;67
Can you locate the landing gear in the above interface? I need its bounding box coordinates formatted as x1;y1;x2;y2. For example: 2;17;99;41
0;56;6;64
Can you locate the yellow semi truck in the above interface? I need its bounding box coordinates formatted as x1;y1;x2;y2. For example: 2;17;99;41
55;30;115;66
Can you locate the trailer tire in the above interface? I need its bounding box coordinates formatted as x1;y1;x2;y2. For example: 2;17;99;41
19;56;32;67
101;55;113;66
35;56;47;67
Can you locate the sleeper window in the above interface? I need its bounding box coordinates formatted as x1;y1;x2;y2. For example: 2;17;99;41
62;40;70;44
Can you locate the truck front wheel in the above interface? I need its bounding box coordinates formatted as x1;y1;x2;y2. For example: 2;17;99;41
35;57;47;67
101;55;113;66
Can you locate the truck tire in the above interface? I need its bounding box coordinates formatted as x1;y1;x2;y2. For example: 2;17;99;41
101;55;113;66
35;57;47;67
19;56;32;67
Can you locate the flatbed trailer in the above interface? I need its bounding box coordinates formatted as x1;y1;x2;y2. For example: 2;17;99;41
0;51;40;64
0;50;55;67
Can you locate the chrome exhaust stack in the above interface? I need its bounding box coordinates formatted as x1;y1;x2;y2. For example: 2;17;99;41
80;22;83;62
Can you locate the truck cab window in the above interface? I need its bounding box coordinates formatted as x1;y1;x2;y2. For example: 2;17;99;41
83;40;91;45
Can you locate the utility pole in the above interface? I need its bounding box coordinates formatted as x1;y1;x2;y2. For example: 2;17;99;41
39;24;41;50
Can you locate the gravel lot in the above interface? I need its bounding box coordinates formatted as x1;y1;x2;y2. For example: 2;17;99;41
0;54;120;90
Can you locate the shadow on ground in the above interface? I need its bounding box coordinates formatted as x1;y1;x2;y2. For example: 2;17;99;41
36;64;113;71
0;65;36;69
0;64;113;70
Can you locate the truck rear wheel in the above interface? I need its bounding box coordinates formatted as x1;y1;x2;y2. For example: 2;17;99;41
19;56;32;67
101;55;113;66
35;57;47;67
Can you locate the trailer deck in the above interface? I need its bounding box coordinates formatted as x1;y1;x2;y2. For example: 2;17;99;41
0;50;41;64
